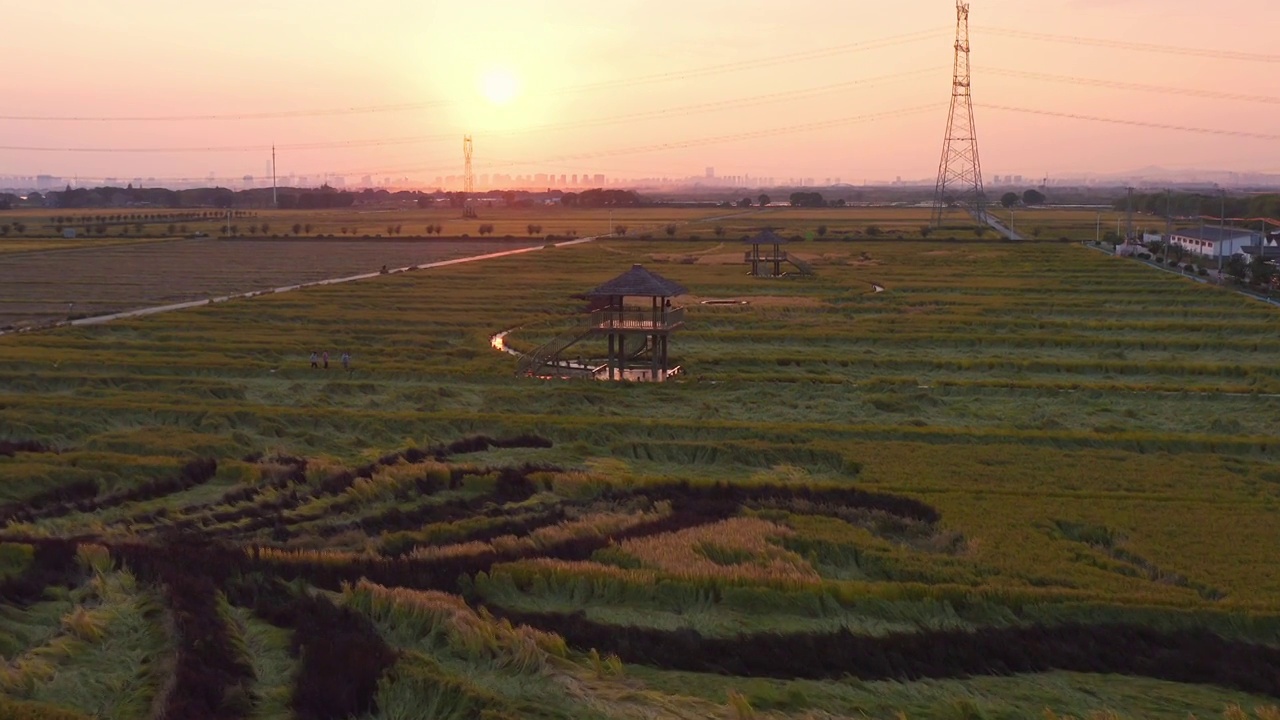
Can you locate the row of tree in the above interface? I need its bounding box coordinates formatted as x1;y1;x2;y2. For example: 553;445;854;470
1119;192;1280;221
1000;190;1047;207
560;189;643;207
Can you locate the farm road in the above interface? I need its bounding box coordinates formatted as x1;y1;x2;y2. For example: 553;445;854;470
0;238;547;330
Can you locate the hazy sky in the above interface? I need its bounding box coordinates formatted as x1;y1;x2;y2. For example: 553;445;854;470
1;0;1277;184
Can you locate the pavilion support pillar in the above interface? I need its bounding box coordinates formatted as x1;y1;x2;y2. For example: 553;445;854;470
774;243;782;277
651;333;659;381
607;333;616;380
661;335;669;381
618;334;626;380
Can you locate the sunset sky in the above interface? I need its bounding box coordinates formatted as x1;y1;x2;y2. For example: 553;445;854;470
1;0;1277;185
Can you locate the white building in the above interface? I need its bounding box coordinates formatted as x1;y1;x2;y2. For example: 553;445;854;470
1169;226;1259;259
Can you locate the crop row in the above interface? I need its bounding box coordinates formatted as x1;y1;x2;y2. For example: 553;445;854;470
6;458;218;525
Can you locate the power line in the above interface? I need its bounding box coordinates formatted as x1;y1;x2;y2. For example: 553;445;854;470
346;105;945;177
0;29;948;123
981;67;1280;105
8;104;942;183
0;102;451;123
0;69;942;154
484;67;942;137
547;29;949;95
981;104;1280;141
974;26;1280;64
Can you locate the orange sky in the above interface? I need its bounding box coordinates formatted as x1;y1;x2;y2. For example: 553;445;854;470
1;0;1277;185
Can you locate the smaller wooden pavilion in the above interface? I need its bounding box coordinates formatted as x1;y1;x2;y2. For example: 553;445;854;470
743;229;815;278
586;265;688;382
744;230;791;278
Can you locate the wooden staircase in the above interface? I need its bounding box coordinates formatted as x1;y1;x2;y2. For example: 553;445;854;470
516;323;594;377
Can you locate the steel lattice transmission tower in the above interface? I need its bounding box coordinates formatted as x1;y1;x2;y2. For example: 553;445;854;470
931;1;986;228
462;135;475;194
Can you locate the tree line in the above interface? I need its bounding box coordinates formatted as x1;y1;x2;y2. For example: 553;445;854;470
1119;192;1280;221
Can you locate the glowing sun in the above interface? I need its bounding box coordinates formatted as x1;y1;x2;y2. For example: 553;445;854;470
480;68;521;107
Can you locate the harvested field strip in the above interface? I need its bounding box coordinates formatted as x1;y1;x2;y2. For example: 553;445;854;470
0;239;542;328
113;549;254;720
489;608;1280;697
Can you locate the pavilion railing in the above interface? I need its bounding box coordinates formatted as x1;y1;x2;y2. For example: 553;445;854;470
589;306;685;332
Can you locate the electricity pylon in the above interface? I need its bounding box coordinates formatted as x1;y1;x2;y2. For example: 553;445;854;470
931;1;986;228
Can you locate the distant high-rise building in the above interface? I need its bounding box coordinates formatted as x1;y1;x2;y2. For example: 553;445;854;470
706;167;715;179
571;174;578;186
593;174;605;186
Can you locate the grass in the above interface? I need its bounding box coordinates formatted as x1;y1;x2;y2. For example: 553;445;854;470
2;570;169;719
233;607;295;720
0;219;1278;717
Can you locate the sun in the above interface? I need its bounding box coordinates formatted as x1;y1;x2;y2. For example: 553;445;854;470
480;67;521;107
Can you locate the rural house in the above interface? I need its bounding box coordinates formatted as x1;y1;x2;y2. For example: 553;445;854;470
1168;226;1259;259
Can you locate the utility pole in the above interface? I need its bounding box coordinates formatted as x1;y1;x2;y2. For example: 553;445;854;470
271;145;278;209
1163;189;1172;266
1095;212;1100;244
463;135;474;195
1125;186;1134;244
1219;188;1227;276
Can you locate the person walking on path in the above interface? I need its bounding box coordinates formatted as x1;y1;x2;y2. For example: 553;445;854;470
322;350;330;369
310;351;319;369
341;351;351;372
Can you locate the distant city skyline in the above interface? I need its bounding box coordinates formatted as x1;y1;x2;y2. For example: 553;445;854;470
7;164;1280;196
2;0;1278;185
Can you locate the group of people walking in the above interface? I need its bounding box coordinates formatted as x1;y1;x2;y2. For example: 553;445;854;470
310;350;352;372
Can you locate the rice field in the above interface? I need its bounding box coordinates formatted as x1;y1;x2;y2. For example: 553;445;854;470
0;232;1278;719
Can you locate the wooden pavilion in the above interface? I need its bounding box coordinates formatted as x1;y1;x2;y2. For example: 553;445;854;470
744;229;789;277
743;230;814;278
516;264;688;382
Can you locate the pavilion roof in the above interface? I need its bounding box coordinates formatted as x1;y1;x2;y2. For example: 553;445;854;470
743;229;791;245
585;264;688;298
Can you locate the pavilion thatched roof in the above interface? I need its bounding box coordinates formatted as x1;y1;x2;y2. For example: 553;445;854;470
743;229;791;245
586;264;688;298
